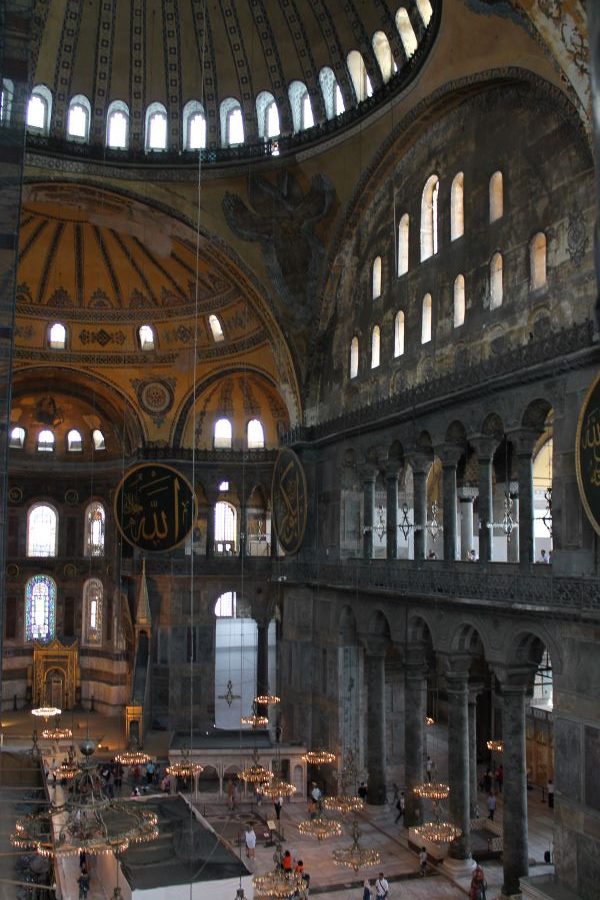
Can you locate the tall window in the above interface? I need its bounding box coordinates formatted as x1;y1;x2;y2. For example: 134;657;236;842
37;429;55;453
371;325;381;368
92;429;105;451
10;426;25;449
347;51;372;102
420;175;439;261
530;232;547;290
67;429;83;452
84;502;105;557
183;100;206;150
373;31;394;83
372;256;382;299
106;101;129;149
247;419;265;449
421;293;432;343
490;252;503;309
394;311;405;357
49;322;66;349
138;324;155;350
450;172;464;241
214;418;232;449
83;578;103;644
454;274;466;327
319;67;344;119
396;9;418;57
350;336;359;379
28;504;58;557
27;86;52;133
490;171;504;222
25;575;56;642
301;92;314;129
67;95;91;141
289;82;313;132
398;214;409;276
220;99;244;146
146;103;168;150
215;501;237;552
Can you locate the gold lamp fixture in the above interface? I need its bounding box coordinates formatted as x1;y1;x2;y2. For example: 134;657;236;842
166;749;203;779
322;794;364;815
332;819;380;872
41;716;73;741
239;749;274;785
413;819;462;843
254;693;280;706
486;739;503;753
253;844;305;898
115;749;151;767
241;700;269;729
413;782;450;801
301;749;336;765
298;816;342;842
259;776;297;799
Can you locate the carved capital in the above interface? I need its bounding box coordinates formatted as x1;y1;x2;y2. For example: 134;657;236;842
468;434;499;462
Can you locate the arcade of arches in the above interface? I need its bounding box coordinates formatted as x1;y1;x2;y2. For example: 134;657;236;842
1;2;599;899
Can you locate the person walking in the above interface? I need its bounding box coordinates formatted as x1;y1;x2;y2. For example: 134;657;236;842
547;778;555;809
274;794;283;822
487;791;496;821
419;846;428;876
374;872;389;899
395;790;405;824
77;866;90;899
426;755;433;782
470;863;487;900
244;823;256;860
362;879;372;900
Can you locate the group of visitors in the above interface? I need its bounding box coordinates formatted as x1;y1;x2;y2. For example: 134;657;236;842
362;872;389;898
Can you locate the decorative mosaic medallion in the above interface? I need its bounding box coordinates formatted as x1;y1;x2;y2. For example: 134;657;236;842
8;486;23;504
65;489;79;505
134;379;175;427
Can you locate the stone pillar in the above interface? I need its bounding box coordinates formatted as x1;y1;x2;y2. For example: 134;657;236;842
509;430;539;567
385;466;399;560
362;466;377;560
470;436;498;563
256;620;270;699
404;652;426;826
410;453;431;562
507;483;519;563
439;446;463;562
458;488;477;560
363;638;387;805
443;660;474;874
468;684;483;816
205;499;215;558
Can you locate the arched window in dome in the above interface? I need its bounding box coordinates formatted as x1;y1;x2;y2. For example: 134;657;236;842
183;100;206;150
67;429;83;452
92;429;105;451
319;67;344;119
395;9;418;58
451;172;464;241
1;79;14;124
490;170;503;223
394;311;405;357
454;274;466;327
350;336;359;379
84;502;105;557
27;85;52;133
289;81;314;132
107;101;129;149
421;293;432;344
247;419;265;449
416;0;434;27
372;256;382;300
27;504;58;557
347;51;372;102
138;324;155;350
371;325;381;369
48;322;66;349
530;232;547;290
145;102;168;151
398;213;409;276
220;98;244;146
490;252;503;309
67;94;91;141
10;426;25;449
373;31;394;83
421;175;439;261
83;578;103;644
215;501;237;553
37;430;55;453
214;418;232;449
25;575;56;642
208;314;225;342
256;91;280;139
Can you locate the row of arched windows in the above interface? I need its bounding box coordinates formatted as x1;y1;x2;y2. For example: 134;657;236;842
22;574;102;644
24;502;105;558
37;316;225;353
10;426;106;453
214;418;265;450
2;3;433;150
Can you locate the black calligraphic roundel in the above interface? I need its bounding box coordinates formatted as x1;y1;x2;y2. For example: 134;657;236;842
576;371;600;537
114;464;196;552
271;448;308;555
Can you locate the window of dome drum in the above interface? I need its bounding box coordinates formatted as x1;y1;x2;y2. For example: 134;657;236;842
9;426;25;449
107;107;128;149
227;106;244;145
219;481;229;492
266;102;280;138
451;173;465;241
147;111;167;150
49;322;66;349
396;9;418;57
247;419;265;449
92;429;105;450
138;324;155;350
208;314;224;342
67;429;83;452
188;111;206;149
214;418;232;449
490;252;503;309
27;93;46;130
67;101;88;139
454;275;466;327
301;93;314;130
37;429;54;452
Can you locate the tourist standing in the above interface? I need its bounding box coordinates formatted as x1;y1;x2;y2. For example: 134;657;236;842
487;791;496;821
426;755;433;782
419;846;428;876
244;824;256;860
547;778;555;809
470;863;487;900
362;879;372;900
274;794;283;821
395;790;405;824
374;872;389;898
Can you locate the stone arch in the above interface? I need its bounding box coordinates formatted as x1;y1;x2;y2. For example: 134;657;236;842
445;420;467;445
407;613;434;648
522;398;553;431
449;620;487;658
504;625;562;676
481;412;504;439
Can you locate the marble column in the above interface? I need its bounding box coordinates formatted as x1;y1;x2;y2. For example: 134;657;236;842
444;662;474;874
439;446;463;562
385;466;399;560
458;488;477;560
205;500;215;558
470;436;498;563
468;684;483;816
410;453;431;562
362;467;377;560
404;653;426;826
510;430;538;567
364;639;387;805
507;484;519;563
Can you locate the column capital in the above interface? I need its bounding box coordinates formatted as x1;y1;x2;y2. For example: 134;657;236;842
436;443;464;468
507;427;541;456
492;664;535;691
360;634;388;657
407;449;433;474
457;486;478;501
468;434;500;460
359;463;379;484
468;681;485;703
385;462;402;480
440;652;473;680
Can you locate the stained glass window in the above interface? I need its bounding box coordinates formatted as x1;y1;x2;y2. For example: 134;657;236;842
25;575;56;642
83;578;103;644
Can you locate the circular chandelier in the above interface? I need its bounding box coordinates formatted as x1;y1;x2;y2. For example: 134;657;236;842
241;712;269;728
323;795;365;815
259;776;297;799
55;760;79;780
253;869;304;898
486;739;503;753
32;706;62;720
42;725;73;741
166;751;203;779
301;749;336;765
413;820;462;843
298;816;342;841
413;782;450;800
254;694;280;706
115;749;151;767
332;820;380;872
239;750;273;784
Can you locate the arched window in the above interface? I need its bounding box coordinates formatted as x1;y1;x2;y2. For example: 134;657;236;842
394;311;405;357
37;429;55;453
420;175;439;261
451;172;464;241
490;171;503;222
416;0;434;26
530;232;547;290
335;83;345;115
220;98;244;146
183;100;206;150
83;578;103;644
347;51;372;102
398;213;409;276
289;81;314;132
106;101;129;149
256;91;280;139
138;324;155;350
372;256;382;299
372;31;394;83
145;102;168;150
490;252;503;309
421;293;432;343
214;418;232;449
371;325;381;368
350;336;359;379
1;78;14;124
27;85;52;133
67;429;83;452
208;314;225;342
319;67;343;119
84;502;105;557
395;9;418;58
215;591;237;617
67;94;91;141
454;274;466;327
215;501;237;553
27;504;58;557
92;429;105;451
247;419;265;449
25;575;56;642
9;425;25;449
48;322;66;349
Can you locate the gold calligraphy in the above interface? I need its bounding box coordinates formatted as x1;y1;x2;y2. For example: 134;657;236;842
576;374;600;537
115;464;196;552
271;449;307;554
